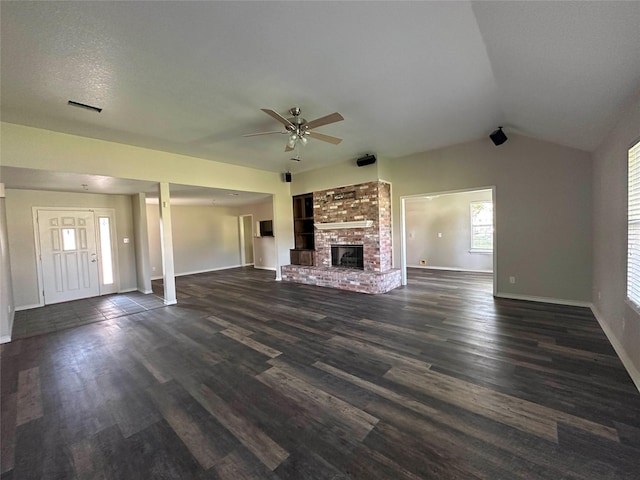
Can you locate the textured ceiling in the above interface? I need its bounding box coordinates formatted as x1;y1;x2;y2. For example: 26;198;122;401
1;1;639;184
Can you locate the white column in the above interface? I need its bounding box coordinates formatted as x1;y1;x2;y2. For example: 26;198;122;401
0;183;15;343
158;183;177;305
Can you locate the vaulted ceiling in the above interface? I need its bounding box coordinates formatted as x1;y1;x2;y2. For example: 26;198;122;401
2;1;639;178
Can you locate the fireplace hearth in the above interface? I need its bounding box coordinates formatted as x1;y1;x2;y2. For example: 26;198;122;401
331;244;364;269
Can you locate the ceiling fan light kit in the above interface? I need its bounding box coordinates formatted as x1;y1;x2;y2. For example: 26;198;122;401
244;107;344;152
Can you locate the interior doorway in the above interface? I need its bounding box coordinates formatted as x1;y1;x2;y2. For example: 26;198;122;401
33;208;118;305
239;214;254;266
400;187;496;295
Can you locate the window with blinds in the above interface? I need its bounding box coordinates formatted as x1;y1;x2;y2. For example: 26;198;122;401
627;139;640;310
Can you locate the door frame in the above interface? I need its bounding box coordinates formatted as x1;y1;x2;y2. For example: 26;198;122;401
32;207;119;306
399;186;497;297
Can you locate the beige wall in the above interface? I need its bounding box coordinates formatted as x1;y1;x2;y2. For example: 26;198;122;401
384;133;592;303
5;189;137;308
132;193;152;293
405;189;493;271
146;204;241;277
592;89;640;387
145;198;278;277
291;158;380;196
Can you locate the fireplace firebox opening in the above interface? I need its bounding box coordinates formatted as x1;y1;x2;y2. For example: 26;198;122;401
331;244;364;269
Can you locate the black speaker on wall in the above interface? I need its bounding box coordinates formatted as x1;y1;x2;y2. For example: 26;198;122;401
284;172;292;182
356;154;376;167
489;126;508;146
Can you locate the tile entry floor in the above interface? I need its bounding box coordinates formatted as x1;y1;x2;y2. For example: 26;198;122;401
11;291;166;339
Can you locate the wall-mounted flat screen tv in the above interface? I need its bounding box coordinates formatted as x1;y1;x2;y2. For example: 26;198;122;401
259;220;273;237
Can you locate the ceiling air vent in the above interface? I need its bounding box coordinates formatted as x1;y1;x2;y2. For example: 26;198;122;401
67;100;102;113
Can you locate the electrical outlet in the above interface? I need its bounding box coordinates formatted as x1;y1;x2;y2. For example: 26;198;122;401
419;259;427;265
509;276;516;284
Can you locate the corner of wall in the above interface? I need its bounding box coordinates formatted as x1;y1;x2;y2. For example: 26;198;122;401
591;305;640;393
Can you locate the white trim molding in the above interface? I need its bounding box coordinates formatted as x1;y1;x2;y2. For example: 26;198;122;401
118;288;139;294
0;335;11;344
409;265;493;274
15;303;44;312
315;220;373;230
254;266;277;271
494;292;592;308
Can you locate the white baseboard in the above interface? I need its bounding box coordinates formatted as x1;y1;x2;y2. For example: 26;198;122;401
494;292;592;308
591;306;640;393
151;265;246;281
15;303;43;311
0;335;11;344
139;289;154;294
254;266;277;271
408;265;493;273
118;287;138;294
179;265;244;276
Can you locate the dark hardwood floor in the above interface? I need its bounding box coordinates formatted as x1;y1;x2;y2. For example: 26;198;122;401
2;267;639;479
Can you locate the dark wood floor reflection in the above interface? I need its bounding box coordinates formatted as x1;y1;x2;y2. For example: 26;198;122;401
2;267;639;479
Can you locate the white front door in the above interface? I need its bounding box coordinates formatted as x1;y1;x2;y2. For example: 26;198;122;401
37;209;100;304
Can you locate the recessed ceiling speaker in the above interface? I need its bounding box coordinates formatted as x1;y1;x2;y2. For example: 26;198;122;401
356;154;376;167
489;126;508;146
284;172;292;183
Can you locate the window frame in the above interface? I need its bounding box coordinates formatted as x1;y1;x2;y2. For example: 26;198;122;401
469;200;494;253
627;138;640;313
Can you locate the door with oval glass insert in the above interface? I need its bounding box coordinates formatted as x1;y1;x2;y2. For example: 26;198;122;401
36;209;100;304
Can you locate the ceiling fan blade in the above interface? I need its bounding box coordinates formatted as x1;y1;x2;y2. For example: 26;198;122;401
242;131;285;137
285;144;295;152
261;108;295;129
307;131;343;145
304;112;344;130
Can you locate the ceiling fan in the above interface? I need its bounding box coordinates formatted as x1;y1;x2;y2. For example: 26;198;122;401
243;107;344;152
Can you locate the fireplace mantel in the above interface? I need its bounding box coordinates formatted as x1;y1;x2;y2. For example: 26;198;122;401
314;220;373;230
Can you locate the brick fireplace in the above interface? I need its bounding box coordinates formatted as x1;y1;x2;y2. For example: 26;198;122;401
281;181;401;294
